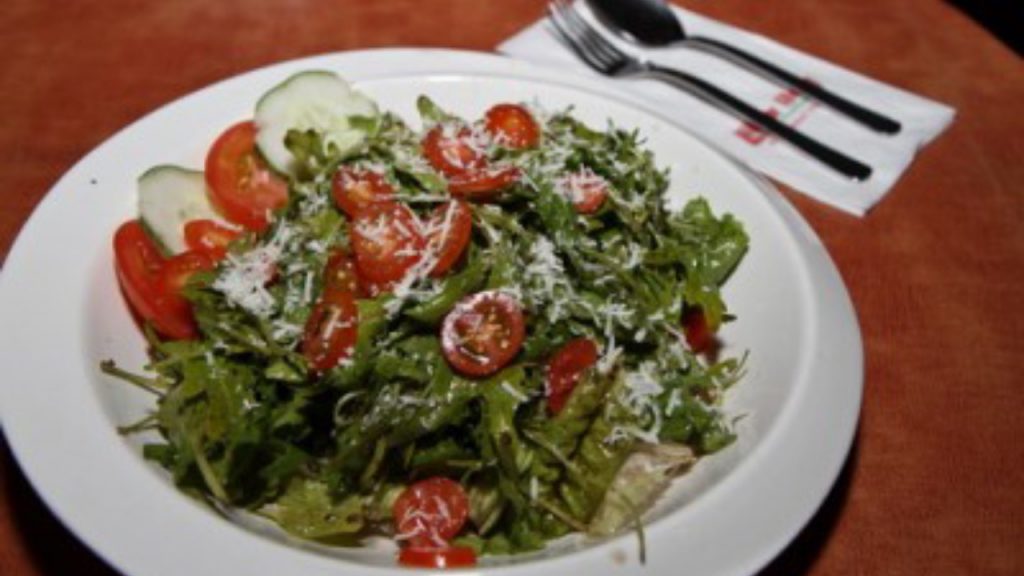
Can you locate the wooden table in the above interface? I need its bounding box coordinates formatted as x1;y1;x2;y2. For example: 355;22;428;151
1;1;1021;574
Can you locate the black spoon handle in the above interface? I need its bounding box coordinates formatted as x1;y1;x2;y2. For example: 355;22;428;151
647;63;872;181
685;36;902;135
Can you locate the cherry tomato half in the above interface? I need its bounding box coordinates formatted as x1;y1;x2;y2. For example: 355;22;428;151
441;290;525;377
113;221;196;340
398;546;477;569
424;200;473;278
558;169;609;214
422;125;485;177
322;250;360;296
484;103;540;149
393;477;470;547
184;219;240;262
301;289;359;373
205;121;289;232
545;338;600;414
331;166;395;218
447;165;520;200
682;307;716;354
349;202;426;284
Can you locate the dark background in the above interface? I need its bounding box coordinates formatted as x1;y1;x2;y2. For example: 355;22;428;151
950;0;1023;54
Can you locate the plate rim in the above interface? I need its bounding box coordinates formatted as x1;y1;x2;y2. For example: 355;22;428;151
0;47;862;576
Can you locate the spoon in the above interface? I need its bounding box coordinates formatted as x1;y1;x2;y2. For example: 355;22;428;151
585;0;902;135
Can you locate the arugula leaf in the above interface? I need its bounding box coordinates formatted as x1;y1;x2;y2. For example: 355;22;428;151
262;478;365;539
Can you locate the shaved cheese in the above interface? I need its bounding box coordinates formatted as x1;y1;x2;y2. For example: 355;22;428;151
392;144;434;173
596;343;622;375
302;270;315;305
623;243;646;270
624;363;664;406
665;388;683;416
213;223;295;318
605;363;666;445
270;319;302;342
522;236;574;322
501;380;530;404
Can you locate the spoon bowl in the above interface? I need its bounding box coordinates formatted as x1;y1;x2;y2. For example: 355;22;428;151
588;0;687;46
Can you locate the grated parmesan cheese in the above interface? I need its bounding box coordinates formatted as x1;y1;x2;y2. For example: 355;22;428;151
213;222;295;319
501;380;530;404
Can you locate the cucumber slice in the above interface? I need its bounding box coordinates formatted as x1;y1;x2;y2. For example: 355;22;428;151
138;165;227;255
254;70;378;176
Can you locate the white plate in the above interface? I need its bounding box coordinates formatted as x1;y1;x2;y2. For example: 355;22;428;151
0;49;861;576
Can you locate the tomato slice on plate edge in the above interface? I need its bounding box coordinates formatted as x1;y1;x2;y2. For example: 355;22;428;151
397;546;477;569
113;221;208;340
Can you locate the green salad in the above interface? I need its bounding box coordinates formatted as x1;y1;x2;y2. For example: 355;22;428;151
105;71;749;567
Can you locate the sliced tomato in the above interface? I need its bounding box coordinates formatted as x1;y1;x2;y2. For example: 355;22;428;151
159;251;214;298
422;125;485;176
301;289;359;373
484;103;540;149
113;221;211;340
558;169;609;214
682;307;715;353
114;221;178;338
545;338;600;414
331;166;395;217
183;219;240;261
393;477;470;547
424;200;473;277
447;165;520;200
205;121;289;232
322;250;360;295
157;251;215;337
441;290;525;377
398;546;477;569
421;123;520;199
349;202;426;284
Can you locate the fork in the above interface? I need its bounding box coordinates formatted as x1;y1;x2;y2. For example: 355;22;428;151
547;0;872;182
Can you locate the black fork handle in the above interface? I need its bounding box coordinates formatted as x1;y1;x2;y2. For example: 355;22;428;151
647;63;872;181
686;36;901;135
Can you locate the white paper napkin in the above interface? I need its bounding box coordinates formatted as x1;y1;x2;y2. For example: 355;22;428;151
498;2;955;216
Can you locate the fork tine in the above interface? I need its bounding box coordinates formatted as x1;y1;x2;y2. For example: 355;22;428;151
555;1;628;66
550;2;873;179
547;3;610;73
550;1;612;69
547;6;597;69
